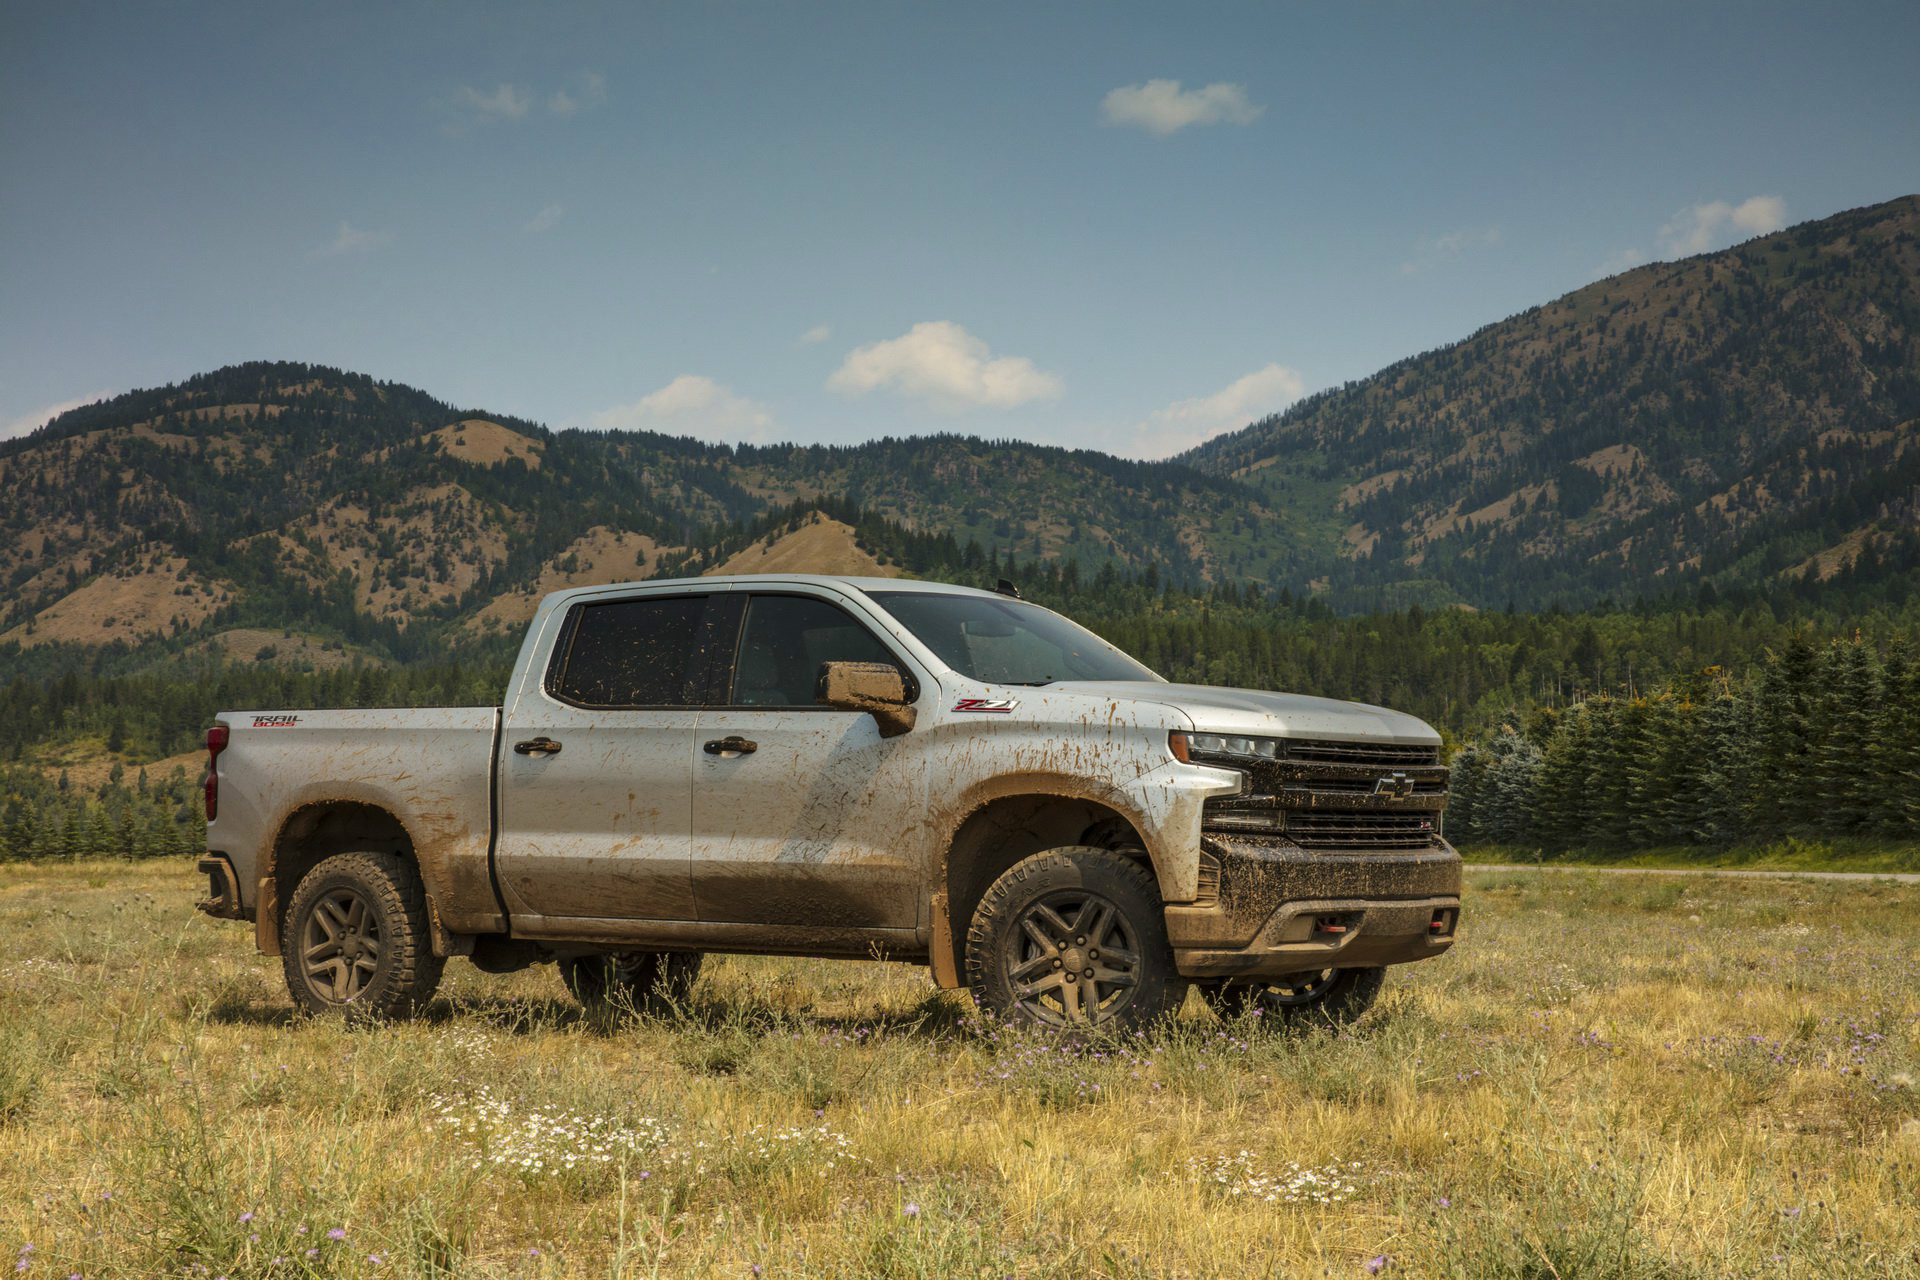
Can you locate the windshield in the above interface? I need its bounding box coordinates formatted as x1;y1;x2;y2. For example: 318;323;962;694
870;591;1163;686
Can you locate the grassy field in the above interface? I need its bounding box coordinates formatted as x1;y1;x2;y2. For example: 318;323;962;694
2;862;1917;1279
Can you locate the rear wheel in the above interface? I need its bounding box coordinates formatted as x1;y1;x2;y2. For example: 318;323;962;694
282;852;443;1021
559;951;702;1012
965;846;1186;1032
1199;966;1386;1028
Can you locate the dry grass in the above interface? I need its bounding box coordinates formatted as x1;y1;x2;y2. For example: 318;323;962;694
1;862;1916;1278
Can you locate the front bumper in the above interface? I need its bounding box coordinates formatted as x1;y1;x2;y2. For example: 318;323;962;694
1164;834;1461;979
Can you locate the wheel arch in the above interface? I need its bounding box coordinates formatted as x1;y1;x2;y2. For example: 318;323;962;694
255;801;421;955
933;788;1155;988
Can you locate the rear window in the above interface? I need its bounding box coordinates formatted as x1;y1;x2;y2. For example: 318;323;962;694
548;595;707;707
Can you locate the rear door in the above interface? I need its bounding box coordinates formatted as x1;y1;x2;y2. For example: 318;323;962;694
689;589;931;928
493;589;718;923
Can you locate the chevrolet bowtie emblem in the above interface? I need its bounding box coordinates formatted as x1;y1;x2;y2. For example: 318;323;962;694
1373;772;1416;800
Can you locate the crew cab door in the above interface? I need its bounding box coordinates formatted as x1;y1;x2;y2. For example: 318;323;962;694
689;590;930;929
493;590;720;924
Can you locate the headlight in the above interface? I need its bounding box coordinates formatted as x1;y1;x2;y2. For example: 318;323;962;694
1169;731;1281;762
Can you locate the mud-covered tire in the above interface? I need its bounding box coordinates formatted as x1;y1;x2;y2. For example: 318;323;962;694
1200;966;1386;1028
559;951;702;1013
281;851;444;1021
965;846;1186;1032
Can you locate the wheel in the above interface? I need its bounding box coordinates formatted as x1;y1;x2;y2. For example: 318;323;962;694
559;951;702;1012
1199;966;1386;1028
282;852;444;1020
964;846;1186;1032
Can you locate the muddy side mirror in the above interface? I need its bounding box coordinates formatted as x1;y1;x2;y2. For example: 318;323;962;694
816;661;917;738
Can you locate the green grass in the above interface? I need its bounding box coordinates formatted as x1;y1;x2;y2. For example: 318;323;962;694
2;860;1918;1277
1462;837;1920;875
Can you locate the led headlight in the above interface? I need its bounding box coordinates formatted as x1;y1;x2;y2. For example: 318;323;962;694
1169;731;1282;762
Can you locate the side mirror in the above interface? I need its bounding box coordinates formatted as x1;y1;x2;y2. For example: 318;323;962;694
816;661;917;738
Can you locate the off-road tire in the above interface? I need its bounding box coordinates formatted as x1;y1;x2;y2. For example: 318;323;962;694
281;851;444;1021
1200;966;1387;1028
559;951;702;1013
965;845;1186;1032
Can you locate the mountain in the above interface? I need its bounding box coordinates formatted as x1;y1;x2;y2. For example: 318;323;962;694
2;196;1917;674
1187;195;1920;606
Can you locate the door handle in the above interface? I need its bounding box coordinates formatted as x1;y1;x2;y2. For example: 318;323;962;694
703;736;757;756
513;737;563;756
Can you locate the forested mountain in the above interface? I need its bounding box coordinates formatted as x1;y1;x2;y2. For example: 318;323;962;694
2;196;1917;690
1190;195;1920;608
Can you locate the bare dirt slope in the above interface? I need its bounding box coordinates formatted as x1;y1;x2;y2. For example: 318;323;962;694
0;554;233;648
469;527;678;632
705;514;899;579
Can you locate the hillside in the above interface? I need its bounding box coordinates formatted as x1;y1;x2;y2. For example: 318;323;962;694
1189;195;1920;606
2;196;1918;673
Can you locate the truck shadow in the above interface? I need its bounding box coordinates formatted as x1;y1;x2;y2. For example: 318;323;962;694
205;989;973;1041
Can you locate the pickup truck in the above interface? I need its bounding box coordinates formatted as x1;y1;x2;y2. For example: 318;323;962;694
196;574;1460;1031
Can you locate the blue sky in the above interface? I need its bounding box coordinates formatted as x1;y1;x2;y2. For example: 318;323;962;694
3;2;1917;456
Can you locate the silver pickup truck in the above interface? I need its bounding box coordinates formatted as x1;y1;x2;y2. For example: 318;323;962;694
197;574;1460;1031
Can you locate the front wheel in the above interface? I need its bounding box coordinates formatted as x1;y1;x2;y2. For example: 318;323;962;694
964;846;1186;1032
281;851;444;1020
1199;966;1386;1028
559;951;702;1013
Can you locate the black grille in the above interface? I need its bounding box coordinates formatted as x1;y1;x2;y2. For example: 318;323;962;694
1283;739;1440;767
1196;736;1448;849
1280;811;1439;849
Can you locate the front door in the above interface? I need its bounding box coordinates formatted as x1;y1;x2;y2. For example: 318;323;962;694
494;591;716;924
690;591;928;929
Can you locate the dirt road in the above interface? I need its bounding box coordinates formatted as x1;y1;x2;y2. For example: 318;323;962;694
1472;862;1920;884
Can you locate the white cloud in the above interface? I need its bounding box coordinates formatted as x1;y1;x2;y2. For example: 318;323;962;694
1123;363;1306;459
799;324;833;346
1595;247;1647;278
314;221;392;257
828;321;1062;411
1101;79;1263;136
1401;225;1503;274
525;203;564;233
549;71;607;116
589;375;775;444
452;83;533;122
1;389;114;442
1656;195;1787;258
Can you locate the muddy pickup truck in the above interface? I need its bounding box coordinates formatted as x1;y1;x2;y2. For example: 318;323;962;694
197;574;1460;1031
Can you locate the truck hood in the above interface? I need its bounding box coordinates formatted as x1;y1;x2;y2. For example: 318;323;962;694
1045;682;1441;746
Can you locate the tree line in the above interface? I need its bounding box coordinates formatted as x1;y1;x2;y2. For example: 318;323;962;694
1448;635;1920;851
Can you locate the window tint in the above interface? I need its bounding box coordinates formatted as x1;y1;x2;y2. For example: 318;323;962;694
731;595;903;707
551;595;707;707
869;591;1161;685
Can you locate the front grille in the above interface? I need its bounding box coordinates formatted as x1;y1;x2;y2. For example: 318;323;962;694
1196;736;1448;850
1279;811;1439;849
1283;738;1441;767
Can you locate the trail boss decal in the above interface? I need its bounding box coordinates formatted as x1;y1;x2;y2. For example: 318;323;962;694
952;697;1019;713
251;715;301;728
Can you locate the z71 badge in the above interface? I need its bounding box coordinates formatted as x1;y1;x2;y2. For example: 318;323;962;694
952;697;1018;713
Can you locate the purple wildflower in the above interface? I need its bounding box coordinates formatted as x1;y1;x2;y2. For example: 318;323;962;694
903;1202;921;1218
327;1228;346;1241
1366;1256;1391;1275
238;1212;254;1223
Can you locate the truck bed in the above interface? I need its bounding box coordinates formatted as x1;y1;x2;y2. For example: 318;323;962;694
206;707;505;944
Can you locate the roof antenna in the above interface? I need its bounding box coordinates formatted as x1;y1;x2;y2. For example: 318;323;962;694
995;578;1022;599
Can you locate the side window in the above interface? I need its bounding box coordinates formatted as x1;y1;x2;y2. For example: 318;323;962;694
549;595;707;707
731;595;905;707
